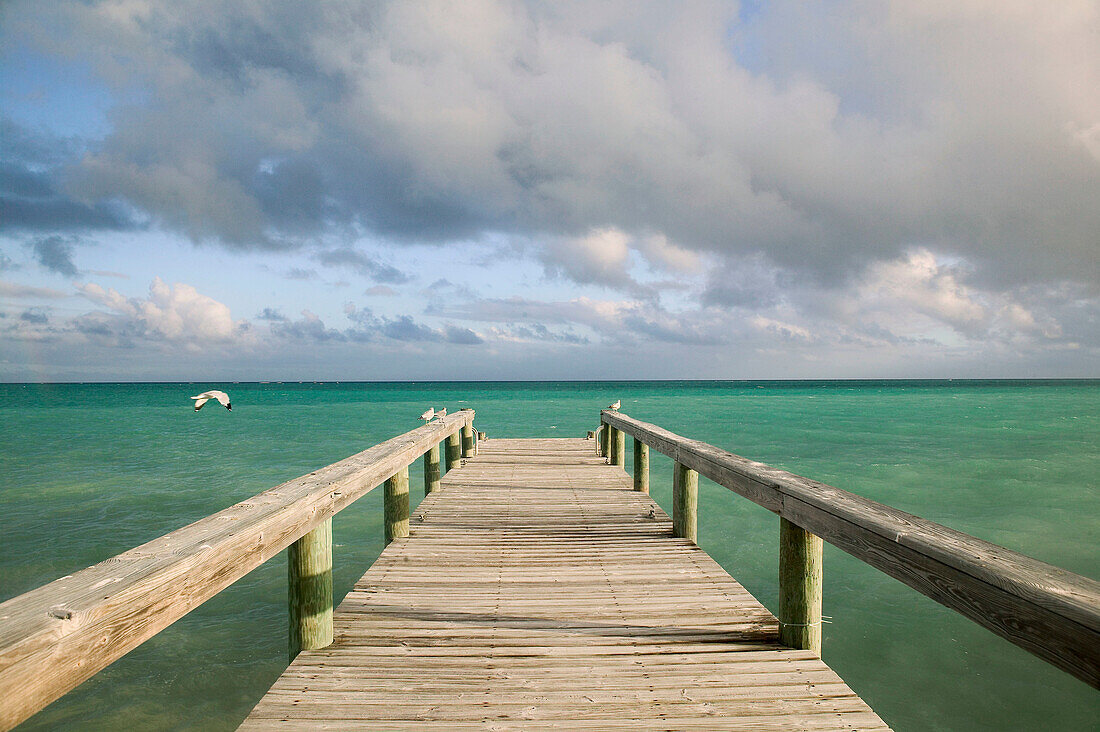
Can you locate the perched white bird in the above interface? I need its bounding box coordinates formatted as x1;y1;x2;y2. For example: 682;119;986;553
433;407;447;421
192;390;231;411
419;407;435;423
608;399;621;410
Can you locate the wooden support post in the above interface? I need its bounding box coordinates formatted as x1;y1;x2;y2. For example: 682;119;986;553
779;517;824;655
587;430;595;439
461;411;475;458
600;423;610;458
612;426;625;467
288;518;333;661
672;462;698;543
423;444;440;494
384;466;409;544
633;439;649;493
445;432;461;472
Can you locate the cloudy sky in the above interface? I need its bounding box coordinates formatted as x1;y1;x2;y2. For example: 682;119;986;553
1;1;1097;381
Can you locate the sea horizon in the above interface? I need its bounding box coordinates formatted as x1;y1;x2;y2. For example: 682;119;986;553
6;376;1098;384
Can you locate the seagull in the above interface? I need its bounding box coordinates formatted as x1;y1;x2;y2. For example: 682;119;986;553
607;399;620;410
433;407;447;421
192;390;231;411
419;407;435;423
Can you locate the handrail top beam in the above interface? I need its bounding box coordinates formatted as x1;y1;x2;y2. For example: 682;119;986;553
601;409;1100;687
601;410;1100;623
0;410;473;730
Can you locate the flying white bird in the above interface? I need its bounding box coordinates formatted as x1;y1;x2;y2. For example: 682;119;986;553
419;407;435;423
192;391;231;411
608;400;621;410
433;407;447;421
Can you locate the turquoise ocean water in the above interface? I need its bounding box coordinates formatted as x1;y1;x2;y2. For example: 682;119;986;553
1;380;1097;730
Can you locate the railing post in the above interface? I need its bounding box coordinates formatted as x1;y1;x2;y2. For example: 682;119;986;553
445;431;461;471
460;409;475;457
424;444;440;494
633;439;649;493
672;462;698;542
779;517;824;655
611;426;625;467
599;423;610;458
288;518;333;662
384;465;410;544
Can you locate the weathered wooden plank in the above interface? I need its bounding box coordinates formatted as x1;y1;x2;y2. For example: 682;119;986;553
242;438;887;730
602;410;1100;687
0;412;474;731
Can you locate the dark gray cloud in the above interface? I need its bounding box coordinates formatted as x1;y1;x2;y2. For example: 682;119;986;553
381;315;442;342
270;310;347;342
256;307;287;321
31;236;79;277
268;305;484;346
315;248;410;284
443;325;483;345
8;1;1095;293
19;307;49;324
509;323;588;345
0;118;136;235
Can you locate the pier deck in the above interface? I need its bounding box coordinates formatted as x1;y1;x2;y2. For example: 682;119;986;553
241;438;889;730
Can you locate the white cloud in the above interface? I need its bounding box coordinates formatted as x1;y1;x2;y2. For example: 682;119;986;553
854;249;988;335
79;277;245;343
541;228;632;289
634;233;700;274
8;0;1095;289
750;315;813;341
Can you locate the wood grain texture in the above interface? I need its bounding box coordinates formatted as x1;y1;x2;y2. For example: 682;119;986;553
0;411;474;731
241;438;888;730
633;438;649;494
446;432;462;473
288;518;333;661
383;466;410;544
778;517;822;655
461;410;475;458
611;426;625;468
424;444;441;495
601;410;1100;687
673;462;698;543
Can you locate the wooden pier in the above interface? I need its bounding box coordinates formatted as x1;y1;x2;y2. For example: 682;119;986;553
2;409;1097;730
242;438;887;730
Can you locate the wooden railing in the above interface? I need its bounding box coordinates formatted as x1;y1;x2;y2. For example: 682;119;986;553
0;410;476;731
600;410;1100;688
